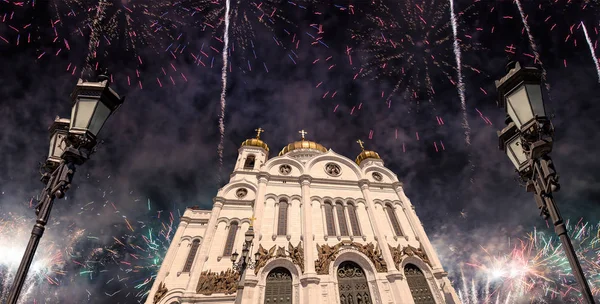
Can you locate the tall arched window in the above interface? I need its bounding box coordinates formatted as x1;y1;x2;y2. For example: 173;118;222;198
223;221;238;256
182;239;200;272
404;264;435;304
277;199;289;236
244;155;256;169
347;203;361;236
324;202;336;236
385;204;402;236
335;202;349;236
264;267;293;304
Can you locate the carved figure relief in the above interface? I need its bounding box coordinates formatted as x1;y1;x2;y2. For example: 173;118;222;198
279;164;292;175
371;172;383;181
325;162;342;176
254;242;305;274
196;269;239;295
153;281;168;304
235;188;248;199
388;244;431;269
315;241;387;275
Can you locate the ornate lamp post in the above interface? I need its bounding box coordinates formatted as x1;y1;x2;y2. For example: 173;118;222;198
495;62;595;303
231;224;259;304
7;75;124;304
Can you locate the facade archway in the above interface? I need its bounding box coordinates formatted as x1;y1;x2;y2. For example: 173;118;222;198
337;261;372;304
404;263;435;304
264;267;293;304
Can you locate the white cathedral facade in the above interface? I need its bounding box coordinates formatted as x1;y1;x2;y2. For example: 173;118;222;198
145;129;460;304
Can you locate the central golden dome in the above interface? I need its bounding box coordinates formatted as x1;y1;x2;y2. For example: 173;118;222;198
278;139;328;156
278;129;327;156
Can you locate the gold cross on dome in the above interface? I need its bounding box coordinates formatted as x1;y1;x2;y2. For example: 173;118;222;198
249;215;257;227
356;139;365;150
254;127;265;139
299;129;308;140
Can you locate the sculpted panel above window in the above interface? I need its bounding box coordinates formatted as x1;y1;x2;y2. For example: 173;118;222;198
325;163;341;177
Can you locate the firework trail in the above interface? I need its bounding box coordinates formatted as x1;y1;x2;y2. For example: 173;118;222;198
449;0;470;146
217;0;231;182
581;21;600;83
82;0;108;79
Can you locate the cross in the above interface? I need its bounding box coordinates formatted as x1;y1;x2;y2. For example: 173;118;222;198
299;129;308;140
356;139;365;150
249;215;257;227
255;127;264;139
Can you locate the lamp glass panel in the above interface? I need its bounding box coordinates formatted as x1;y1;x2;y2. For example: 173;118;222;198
507;136;527;169
525;84;545;118
88;101;110;136
507;86;534;129
52;133;67;158
72;98;97;129
48;133;57;159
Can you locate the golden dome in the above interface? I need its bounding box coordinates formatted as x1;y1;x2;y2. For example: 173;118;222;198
278;139;327;156
355;150;381;165
241;127;269;151
241;138;269;151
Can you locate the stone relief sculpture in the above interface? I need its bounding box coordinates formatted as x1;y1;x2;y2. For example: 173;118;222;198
288;241;305;273
253;242;305;274
254;244;276;275
388;244;431;269
153;281;168;304
196;269;240;295
315;241;387;274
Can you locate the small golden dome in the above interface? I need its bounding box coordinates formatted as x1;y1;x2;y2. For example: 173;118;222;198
354;139;381;165
241;127;269;151
355;150;381;165
278;140;327;156
241;138;269;151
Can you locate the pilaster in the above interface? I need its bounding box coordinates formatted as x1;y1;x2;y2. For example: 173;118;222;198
392;182;443;272
186;199;224;291
299;175;315;274
253;174;269;240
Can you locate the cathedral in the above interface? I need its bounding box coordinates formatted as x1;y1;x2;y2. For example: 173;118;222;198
145;129;460;304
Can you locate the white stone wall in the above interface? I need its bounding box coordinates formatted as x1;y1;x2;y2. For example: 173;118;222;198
145;147;461;304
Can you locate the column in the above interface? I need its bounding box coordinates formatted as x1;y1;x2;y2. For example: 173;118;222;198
332;203;340;238
299;175;321;300
186;199;224;291
300;175;316;274
254;174;268;239
393;205;412;240
145;220;188;304
272;201;280;239
342;203;352;236
358;180;397;272
392;182;443;272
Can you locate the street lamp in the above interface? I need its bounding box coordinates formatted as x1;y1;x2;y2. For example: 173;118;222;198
7;75;124;304
495;62;595;303
231;225;257;304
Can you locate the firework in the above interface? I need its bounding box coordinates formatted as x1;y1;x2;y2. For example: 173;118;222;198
456;220;600;303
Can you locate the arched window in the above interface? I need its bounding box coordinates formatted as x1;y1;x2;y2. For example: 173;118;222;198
277;199;289;236
404;264;435;304
264;267;292;304
337;261;372;304
335;202;349;236
324;202;336;236
244;155;256;169
182;239;200;272
347;203;361;236
223;221;238;256
385;204;402;236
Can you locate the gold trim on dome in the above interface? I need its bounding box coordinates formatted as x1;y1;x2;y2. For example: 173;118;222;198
241;138;269;151
278;140;328;156
355;150;381;165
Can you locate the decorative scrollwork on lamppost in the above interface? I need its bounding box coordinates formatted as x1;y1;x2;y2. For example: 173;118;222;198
495;62;595;304
231;224;259;304
7;74;124;304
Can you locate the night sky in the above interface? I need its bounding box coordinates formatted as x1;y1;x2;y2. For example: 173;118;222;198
1;0;599;303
